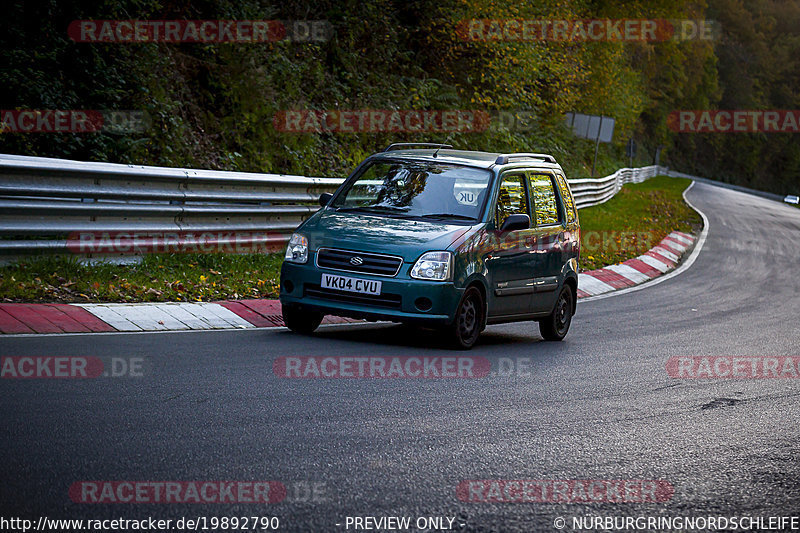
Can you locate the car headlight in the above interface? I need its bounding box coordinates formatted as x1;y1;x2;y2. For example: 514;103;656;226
410;251;452;281
284;233;308;264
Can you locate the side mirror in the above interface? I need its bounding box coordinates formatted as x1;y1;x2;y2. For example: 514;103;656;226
499;213;530;232
319;192;333;208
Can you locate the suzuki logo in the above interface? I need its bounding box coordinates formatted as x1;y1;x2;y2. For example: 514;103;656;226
349;256;364;266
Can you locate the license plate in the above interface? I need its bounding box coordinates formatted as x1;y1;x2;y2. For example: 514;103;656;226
321;273;382;295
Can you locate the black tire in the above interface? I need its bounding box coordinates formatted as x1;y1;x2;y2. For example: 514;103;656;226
282;305;323;335
539;285;574;341
449;287;485;350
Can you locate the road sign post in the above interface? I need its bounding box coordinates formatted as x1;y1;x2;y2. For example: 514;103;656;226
566;112;615;177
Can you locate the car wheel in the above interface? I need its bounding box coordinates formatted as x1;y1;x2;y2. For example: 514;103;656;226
282;305;323;335
450;287;485;350
539;285;573;341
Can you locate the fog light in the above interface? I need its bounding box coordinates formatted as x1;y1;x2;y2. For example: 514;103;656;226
415;297;433;312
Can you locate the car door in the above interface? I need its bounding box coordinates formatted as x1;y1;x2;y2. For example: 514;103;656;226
528;171;567;313
484;170;537;317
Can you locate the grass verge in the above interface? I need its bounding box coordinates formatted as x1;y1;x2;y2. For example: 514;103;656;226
577;176;702;271
0;253;283;303
0;176;702;303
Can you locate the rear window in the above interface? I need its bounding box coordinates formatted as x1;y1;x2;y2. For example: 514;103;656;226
555;173;577;224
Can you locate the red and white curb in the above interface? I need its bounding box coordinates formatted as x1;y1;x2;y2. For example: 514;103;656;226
0;231;696;334
576;231;696;298
0;299;360;334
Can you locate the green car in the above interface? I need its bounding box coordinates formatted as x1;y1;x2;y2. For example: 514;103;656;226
280;144;580;348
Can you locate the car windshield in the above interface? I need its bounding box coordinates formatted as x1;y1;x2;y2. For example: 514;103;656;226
331;160;491;221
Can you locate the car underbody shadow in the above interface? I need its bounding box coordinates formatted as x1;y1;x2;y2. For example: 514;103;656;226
301;321;545;351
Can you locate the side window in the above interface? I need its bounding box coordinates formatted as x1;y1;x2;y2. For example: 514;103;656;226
528;173;560;226
494;173;529;228
555;173;576;224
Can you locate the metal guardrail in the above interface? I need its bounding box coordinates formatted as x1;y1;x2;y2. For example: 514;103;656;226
569;165;664;209
0;154;701;257
0;154;343;256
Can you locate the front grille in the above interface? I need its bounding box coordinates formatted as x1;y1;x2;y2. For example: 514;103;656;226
305;284;402;309
316;248;403;277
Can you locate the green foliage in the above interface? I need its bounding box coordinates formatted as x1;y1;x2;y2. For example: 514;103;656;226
0;0;709;175
1;0;793;195
0;253;284;303
668;0;800;194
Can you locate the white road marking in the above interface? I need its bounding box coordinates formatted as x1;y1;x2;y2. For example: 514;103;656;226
661;238;688;253
153;303;212;330
605;264;652;284
650;246;680;263
75;301;253;331
195;302;254;328
94;304;169;331
669;232;694;245
637;254;672;273
72;304;143;331
140;305;193;330
578;273;616;295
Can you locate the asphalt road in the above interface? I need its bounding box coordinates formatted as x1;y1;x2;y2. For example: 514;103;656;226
2;181;799;532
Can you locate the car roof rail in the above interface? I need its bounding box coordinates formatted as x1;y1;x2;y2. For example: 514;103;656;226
495;153;557;165
384;143;454;152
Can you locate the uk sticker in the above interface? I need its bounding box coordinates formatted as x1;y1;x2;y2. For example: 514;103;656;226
454;187;479;206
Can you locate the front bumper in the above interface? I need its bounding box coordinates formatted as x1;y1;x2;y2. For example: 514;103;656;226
279;259;463;325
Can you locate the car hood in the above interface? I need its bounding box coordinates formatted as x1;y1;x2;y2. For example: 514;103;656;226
299;210;476;262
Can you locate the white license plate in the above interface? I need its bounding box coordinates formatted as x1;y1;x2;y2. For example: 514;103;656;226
321;273;382;295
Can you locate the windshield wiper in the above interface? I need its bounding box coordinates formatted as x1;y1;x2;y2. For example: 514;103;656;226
336;206;413;217
417;213;477;221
